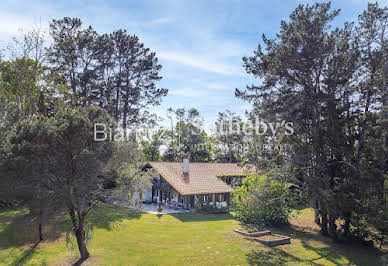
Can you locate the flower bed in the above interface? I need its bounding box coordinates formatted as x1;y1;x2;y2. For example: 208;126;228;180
233;229;271;237
254;234;290;247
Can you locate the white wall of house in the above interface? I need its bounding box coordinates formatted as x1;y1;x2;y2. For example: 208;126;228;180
143;190;152;201
130;190;152;206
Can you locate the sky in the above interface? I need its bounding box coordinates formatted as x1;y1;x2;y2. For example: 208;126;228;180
0;0;387;130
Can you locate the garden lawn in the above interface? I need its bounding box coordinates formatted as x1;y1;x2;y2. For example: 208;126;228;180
0;206;384;265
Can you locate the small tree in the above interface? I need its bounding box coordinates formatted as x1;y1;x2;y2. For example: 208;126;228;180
232;174;295;227
4;106;115;263
117;163;155;208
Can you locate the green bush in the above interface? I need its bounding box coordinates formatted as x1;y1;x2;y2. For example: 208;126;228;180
195;195;229;214
232;174;295;227
198;203;228;214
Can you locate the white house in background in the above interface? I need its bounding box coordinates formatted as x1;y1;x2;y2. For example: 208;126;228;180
140;157;255;209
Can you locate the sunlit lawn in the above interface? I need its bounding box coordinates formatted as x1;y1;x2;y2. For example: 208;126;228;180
0;206;384;265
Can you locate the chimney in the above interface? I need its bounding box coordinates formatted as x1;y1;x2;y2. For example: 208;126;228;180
183;154;189;174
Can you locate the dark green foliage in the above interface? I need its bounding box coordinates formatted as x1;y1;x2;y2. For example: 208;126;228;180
48;18;168;128
141;129;166;161
1;106;116;261
163;107;211;162
237;2;387;245
214;110;245;163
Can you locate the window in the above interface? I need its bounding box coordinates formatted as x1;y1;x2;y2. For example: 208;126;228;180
203;195;208;202
219;193;224;202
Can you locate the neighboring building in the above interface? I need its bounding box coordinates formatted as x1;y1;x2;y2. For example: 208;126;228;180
142;157;255;209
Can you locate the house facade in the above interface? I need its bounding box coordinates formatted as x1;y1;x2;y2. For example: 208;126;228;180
142;159;254;209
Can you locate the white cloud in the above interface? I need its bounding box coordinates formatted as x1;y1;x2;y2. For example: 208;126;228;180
0;13;36;36
159;50;243;76
151;17;175;25
169;87;205;97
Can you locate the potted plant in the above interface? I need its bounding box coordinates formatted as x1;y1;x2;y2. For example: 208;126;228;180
157;203;163;212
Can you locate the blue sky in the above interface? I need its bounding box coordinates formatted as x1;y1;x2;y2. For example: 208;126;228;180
0;0;387;129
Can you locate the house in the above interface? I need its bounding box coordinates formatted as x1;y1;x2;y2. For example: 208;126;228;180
141;157;255;209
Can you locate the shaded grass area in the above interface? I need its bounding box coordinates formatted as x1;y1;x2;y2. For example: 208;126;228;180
0;206;384;265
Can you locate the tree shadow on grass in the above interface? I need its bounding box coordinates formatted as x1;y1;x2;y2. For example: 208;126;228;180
299;240;348;266
248;223;382;266
170;212;234;222
246;246;334;266
269;223;329;244
246;248;313;266
0;210;46;265
86;204;142;231
0;204;142;265
300;237;382;266
246;250;286;265
290;223;382;263
0;209;65;250
11;241;40;266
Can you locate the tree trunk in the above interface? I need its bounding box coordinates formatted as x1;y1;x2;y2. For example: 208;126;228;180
314;210;321;226
115;87;120;123
74;223;90;262
320;210;329;236
314;201;321;226
122;94;128;137
380;231;384;249
115;64;122;123
68;204;90;262
343;212;351;237
38;198;44;241
139;190;143;209
228;146;233;163
38;223;42;241
328;214;337;240
99;87;104;107
38;211;43;241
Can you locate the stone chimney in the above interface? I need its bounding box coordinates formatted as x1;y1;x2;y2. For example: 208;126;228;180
183;154;189;174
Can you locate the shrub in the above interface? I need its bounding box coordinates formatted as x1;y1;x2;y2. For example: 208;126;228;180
195;195;229;214
232;174;295;227
198;203;228;214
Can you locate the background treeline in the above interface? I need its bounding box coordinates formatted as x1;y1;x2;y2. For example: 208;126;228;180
234;2;387;248
141;107;247;163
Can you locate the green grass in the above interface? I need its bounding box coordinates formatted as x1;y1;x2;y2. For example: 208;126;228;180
0;206;384;265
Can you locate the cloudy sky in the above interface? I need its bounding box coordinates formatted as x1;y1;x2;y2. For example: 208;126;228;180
1;0;386;129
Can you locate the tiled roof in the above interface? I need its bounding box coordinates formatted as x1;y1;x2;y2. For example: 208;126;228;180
146;162;255;195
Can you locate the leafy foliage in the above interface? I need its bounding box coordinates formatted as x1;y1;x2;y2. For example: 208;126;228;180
163;107;211;162
232;174;295;226
48;18;168;128
1;106;116;261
